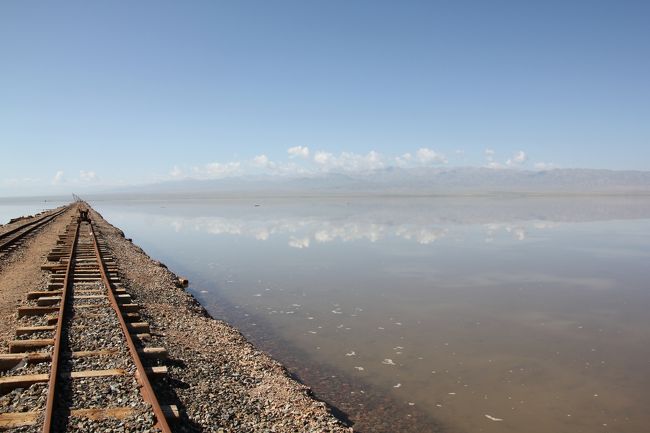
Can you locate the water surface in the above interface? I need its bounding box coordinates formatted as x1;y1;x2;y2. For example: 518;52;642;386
15;196;650;433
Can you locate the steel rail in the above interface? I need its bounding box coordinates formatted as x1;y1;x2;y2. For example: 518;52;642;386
42;213;80;433
89;219;173;433
0;206;69;251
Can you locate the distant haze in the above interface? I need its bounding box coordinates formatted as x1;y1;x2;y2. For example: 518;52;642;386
98;167;650;197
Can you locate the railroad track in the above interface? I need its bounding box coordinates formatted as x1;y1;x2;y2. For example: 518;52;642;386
0;207;69;257
0;205;176;432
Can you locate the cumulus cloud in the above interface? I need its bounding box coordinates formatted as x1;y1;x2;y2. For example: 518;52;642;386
170;166;183;178
167;146;538;180
486;161;504;169
415;148;447;165
313;151;334;165
79;170;98;182
252;154;277;169
313;150;385;172
506;150;527;167
395;152;413;167
52;170;65;185
484;148;501;168
287;146;310;158
484;149;528;169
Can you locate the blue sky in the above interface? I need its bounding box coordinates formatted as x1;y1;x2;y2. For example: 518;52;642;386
1;1;649;196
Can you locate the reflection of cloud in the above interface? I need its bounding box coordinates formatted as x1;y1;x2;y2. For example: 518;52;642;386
288;236;310;249
251;227;270;241
484;222;557;241
513;228;526;241
166;215;559;247
396;226;448;244
313;223;386;243
533;222;558;229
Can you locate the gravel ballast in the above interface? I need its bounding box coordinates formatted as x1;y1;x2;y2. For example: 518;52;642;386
90;208;352;433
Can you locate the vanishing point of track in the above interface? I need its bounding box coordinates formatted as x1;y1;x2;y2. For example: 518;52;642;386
0;204;176;432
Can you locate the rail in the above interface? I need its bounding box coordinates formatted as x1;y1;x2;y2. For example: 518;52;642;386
0;206;69;253
0;204;175;432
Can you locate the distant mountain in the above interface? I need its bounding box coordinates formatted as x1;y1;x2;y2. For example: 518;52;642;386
99;168;650;197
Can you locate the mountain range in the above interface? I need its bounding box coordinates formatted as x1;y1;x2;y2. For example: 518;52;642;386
105;167;650;196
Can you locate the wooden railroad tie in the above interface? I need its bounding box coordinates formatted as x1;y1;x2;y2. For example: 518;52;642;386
0;405;180;428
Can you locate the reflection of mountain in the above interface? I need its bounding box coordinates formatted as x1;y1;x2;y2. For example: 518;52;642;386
95;196;650;247
101;167;650;195
105;195;650;224
90;183;650;251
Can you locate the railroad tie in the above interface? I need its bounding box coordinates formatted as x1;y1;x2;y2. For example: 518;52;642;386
0;405;180;429
5;207;174;432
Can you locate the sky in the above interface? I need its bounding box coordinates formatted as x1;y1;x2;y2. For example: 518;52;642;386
1;0;649;196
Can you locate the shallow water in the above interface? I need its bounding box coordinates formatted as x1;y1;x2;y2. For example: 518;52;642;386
0;199;66;225
6;195;650;432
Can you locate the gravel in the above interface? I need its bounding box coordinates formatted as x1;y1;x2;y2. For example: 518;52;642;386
1;208;352;432
92;209;353;432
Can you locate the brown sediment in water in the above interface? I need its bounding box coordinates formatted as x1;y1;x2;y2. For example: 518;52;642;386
0;205;353;432
194;279;447;433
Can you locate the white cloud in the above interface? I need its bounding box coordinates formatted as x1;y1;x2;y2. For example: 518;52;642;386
486;161;504;169
166;146;539;180
484;149;527;169
170;166;183;178
287;146;310;158
52;170;65;185
314;151;334;165
394;152;412;167
415;148;447;165
79;170;98;182
313;150;385;172
252;154;276;169
506;150;527;167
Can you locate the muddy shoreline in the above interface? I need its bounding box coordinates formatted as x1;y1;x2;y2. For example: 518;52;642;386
0;205;352;432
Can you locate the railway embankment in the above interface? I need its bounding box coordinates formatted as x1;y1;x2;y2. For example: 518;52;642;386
0;204;352;432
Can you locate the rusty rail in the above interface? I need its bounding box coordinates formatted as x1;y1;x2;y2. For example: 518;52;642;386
42;214;79;433
89;219;173;432
0;204;175;431
0;206;69;252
